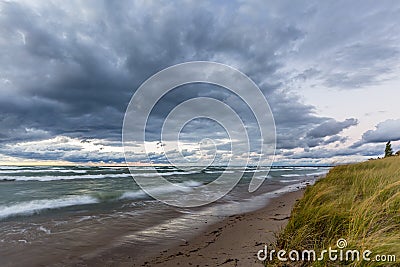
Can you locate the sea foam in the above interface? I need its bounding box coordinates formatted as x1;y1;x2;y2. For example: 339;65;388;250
0;195;98;220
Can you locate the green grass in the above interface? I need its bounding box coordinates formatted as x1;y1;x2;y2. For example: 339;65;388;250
272;157;400;266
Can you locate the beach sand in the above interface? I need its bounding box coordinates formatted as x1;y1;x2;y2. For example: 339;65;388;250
83;189;305;267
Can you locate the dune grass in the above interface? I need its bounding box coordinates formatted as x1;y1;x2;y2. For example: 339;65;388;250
273;157;400;266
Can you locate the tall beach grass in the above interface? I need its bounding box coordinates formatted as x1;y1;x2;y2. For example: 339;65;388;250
273;157;400;266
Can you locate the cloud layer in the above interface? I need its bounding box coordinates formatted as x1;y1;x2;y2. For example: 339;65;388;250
0;0;399;163
352;119;400;149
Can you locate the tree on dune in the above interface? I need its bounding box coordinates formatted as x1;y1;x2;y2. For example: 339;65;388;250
384;141;393;157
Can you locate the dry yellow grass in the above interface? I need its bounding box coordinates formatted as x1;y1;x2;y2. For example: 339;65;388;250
273;157;400;266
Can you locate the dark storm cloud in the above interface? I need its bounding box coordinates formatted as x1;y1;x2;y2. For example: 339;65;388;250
285;1;400;89
362;119;400;142
0;0;301;144
307;119;358;139
0;0;399;162
0;1;131;142
352;119;400;148
291;143;384;159
277;118;356;150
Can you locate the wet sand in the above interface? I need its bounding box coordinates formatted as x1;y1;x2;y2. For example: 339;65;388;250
83;189;305;267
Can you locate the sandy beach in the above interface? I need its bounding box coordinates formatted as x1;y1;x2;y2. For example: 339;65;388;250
80;189;305;267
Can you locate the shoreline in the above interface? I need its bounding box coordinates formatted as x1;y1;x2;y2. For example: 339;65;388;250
82;189;305;266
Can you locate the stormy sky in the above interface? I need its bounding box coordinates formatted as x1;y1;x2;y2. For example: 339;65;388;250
1;0;400;165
